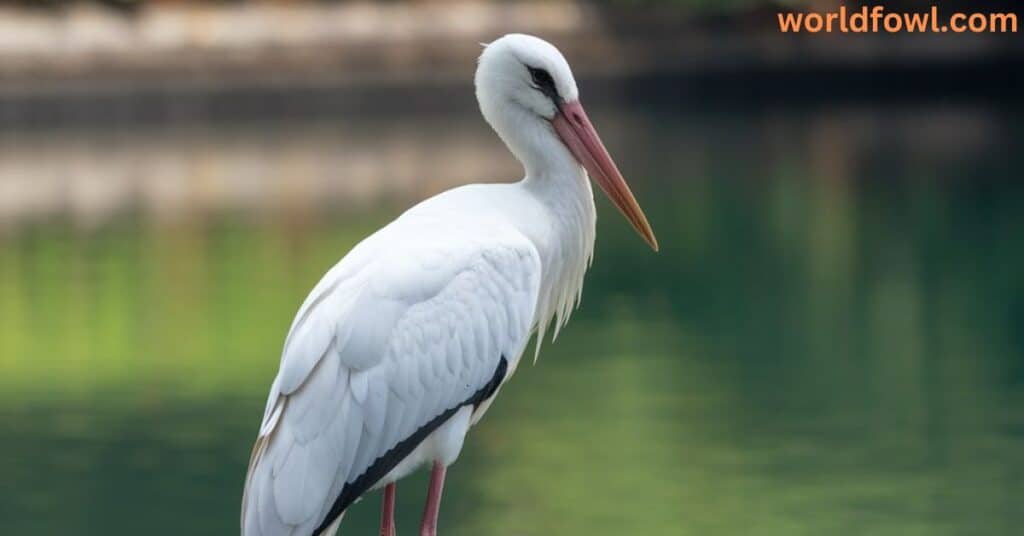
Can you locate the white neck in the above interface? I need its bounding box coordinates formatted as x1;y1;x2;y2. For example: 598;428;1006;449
482;100;597;349
523;162;597;349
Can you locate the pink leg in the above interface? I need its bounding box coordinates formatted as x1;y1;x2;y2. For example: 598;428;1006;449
419;462;448;536
380;483;397;536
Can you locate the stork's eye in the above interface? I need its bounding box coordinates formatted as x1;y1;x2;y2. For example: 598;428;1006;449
528;67;554;88
527;66;559;101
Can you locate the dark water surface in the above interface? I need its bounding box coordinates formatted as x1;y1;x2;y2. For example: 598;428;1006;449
1;97;1022;535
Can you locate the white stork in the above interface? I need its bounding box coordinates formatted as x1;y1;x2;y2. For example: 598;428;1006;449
241;33;658;536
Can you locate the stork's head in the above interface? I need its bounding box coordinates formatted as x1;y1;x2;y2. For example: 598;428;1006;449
476;34;658;251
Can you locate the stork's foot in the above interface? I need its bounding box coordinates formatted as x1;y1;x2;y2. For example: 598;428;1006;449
380;483;397;536
419;462;448;536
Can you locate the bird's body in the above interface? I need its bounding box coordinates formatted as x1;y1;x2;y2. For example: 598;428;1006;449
242;34;655;536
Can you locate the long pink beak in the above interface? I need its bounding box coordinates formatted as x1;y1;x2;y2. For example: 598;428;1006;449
552;100;658;251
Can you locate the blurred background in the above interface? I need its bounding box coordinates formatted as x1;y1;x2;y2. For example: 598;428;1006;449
1;0;1022;534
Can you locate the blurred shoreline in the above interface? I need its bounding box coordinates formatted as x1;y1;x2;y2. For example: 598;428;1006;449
0;1;1021;124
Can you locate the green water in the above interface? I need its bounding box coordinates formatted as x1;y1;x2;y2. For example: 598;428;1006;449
1;101;1022;535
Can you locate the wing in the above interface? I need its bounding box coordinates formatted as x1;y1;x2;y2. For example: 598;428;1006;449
241;214;542;536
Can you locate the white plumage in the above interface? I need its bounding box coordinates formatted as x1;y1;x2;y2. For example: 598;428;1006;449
242;34;656;536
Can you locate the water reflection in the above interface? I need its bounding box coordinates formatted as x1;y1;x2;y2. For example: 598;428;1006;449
0;99;1022;535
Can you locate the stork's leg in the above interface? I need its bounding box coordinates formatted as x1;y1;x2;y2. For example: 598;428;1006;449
419;462;448;536
380;483;397;536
